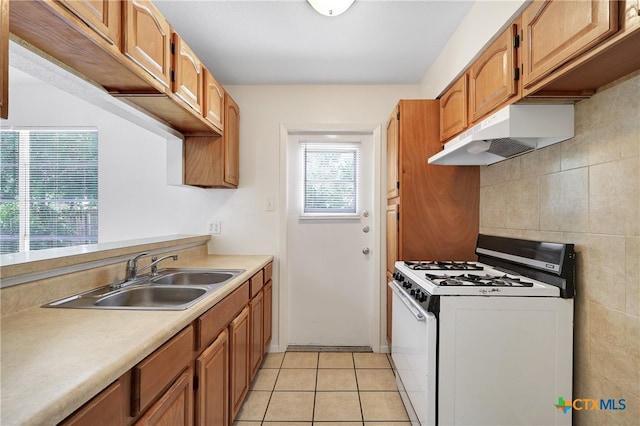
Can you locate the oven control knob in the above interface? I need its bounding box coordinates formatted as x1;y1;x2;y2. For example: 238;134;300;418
403;282;412;289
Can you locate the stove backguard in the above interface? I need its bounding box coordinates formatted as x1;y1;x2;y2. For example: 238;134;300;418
475;234;576;298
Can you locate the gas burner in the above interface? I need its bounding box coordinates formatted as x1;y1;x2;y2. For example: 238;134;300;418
404;261;483;271
425;273;535;287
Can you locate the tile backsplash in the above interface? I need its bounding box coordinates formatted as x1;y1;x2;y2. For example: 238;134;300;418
479;71;639;425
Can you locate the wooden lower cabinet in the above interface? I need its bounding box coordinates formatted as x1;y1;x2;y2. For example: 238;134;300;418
135;369;193;426
61;377;128;426
229;306;250;421
195;330;229;426
1;0;8;119
250;290;264;380
263;279;273;353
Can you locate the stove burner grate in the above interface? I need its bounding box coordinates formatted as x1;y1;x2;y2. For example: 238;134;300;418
425;273;535;287
404;261;483;271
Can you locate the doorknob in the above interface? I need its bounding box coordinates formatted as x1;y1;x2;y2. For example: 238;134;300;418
362;247;370;255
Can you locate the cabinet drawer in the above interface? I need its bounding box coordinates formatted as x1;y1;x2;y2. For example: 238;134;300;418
196;281;249;350
264;262;273;282
250;270;264;298
132;325;194;417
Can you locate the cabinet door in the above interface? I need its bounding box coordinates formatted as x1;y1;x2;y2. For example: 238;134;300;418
203;68;224;131
58;0;121;45
223;93;240;187
1;0;8;119
386;106;399;200
250;290;264;380
61;378;126;426
263;279;273;353
469;23;519;123
386;203;399;275
135;369;194;426
521;0;618;90
172;33;203;114
195;330;229;426
229;306;250;421
124;0;172;89
439;73;468;142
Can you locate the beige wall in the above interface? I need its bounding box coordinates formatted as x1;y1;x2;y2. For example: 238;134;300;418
479;72;640;425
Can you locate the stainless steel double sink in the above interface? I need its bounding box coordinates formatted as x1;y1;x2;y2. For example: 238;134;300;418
43;268;245;311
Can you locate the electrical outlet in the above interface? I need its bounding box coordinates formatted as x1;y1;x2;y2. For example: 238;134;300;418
208;221;222;234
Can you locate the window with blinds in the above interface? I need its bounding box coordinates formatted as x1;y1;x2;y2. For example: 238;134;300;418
299;140;360;217
0;129;98;254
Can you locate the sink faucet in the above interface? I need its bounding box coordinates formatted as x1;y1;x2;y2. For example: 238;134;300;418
124;252;178;282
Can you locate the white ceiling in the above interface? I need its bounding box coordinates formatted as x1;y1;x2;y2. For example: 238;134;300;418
153;0;475;85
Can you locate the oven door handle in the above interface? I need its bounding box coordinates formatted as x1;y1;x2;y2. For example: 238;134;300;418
390;281;426;322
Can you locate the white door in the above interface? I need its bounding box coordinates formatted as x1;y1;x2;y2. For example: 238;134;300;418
285;130;375;347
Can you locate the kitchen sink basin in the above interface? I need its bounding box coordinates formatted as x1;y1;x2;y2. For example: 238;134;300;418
43;267;245;310
151;269;244;286
93;286;207;309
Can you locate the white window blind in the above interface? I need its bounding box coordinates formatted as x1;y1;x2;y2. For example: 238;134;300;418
298;140;360;217
0;129;98;254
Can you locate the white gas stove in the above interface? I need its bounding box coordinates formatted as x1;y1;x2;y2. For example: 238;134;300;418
389;235;575;426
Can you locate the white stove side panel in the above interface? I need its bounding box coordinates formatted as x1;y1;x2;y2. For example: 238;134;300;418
437;297;573;426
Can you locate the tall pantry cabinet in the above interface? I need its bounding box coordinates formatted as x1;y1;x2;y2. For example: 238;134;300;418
385;100;479;343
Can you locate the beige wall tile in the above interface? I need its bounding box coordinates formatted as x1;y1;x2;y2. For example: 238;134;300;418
626;237;640;316
539;168;589;232
584;235;626;311
589;157;640;236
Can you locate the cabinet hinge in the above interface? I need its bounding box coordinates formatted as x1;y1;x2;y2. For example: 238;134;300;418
514;67;520;81
396;181;400;190
397;211;400;221
170;70;175;82
170;42;175;55
396;111;400;120
193;375;199;391
513;34;520;49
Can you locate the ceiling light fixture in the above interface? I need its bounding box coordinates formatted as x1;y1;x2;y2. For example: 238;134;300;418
307;0;355;17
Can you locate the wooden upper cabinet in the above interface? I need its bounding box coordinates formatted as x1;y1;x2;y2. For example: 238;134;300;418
203;68;224;131
386;106;399;200
469;23;519;124
124;0;172;90
521;0;619;91
439;73;468;142
1;0;8;119
172;33;203;114
223;93;240;187
58;0;121;45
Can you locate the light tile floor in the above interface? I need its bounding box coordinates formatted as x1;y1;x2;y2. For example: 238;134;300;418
234;351;410;426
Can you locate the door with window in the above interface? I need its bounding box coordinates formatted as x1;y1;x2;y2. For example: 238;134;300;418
286;131;374;347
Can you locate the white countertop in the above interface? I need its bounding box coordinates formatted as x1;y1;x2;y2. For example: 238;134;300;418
0;254;273;426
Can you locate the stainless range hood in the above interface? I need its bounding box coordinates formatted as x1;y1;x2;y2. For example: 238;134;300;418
428;104;574;165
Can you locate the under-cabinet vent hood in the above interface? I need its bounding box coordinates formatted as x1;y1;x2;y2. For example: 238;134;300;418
428;104;574;166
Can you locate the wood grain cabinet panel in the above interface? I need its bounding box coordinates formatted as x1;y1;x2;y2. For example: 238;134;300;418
195;330;229;426
386;105;399;200
469;23;519;123
135;368;194;426
203;68;224;131
172;33;203;114
229;306;250;422
263;279;273;353
0;0;7;119
58;0;121;45
132;325;194;417
60;378;127;426
223;93;240;187
521;0;619;91
124;0;172;89
249;289;264;380
439;74;468;142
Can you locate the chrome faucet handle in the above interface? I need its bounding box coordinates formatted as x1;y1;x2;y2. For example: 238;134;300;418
125;252;149;281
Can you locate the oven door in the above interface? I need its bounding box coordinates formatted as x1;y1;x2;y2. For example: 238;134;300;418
390;281;436;426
